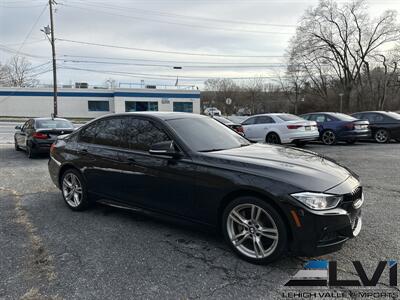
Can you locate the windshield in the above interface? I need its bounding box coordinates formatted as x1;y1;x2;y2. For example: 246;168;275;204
332;113;357;121
276;114;303;122
36;119;74;129
167;117;249;152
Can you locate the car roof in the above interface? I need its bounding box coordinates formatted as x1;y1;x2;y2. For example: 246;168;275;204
99;112;206;121
33;117;71;121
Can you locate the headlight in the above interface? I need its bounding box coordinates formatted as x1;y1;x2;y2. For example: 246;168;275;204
291;192;342;210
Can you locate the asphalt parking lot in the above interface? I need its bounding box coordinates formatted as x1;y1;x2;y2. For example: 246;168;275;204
0;125;399;299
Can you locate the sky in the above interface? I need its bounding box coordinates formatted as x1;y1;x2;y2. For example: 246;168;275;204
1;0;400;89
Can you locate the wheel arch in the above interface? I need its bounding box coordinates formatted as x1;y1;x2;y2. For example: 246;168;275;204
58;163;83;187
217;189;293;241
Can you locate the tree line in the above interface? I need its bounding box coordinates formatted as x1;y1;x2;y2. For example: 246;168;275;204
203;0;400;115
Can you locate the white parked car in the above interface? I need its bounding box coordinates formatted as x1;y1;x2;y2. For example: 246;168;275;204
241;113;319;146
204;107;222;116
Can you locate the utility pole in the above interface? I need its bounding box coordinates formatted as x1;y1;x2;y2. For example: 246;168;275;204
49;0;57;117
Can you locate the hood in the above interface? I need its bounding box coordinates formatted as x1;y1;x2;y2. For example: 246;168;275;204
202;143;354;192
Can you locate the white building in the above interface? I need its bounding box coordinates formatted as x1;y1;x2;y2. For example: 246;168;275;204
0;87;201;118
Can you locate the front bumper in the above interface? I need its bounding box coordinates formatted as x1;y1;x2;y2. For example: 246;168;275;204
286;186;363;256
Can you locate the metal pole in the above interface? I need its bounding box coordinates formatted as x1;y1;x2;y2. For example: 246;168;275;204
49;0;58;117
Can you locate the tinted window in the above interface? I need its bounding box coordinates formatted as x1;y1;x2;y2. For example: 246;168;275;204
79;118;125;147
382;112;400;120
125;118;170;151
300;115;310;120
93;118;125;147
36;119;74;129
256;116;274;124
242;117;256;125
167;117;249;152
364;113;384;122
276;114;303;122
309;114;325;122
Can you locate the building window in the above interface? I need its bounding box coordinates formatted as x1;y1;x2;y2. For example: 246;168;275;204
88;101;110;112
125;101;158;112
173;102;193;113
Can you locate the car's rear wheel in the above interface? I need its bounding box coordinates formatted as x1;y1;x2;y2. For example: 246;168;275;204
61;169;90;211
321;130;336;145
222;197;287;264
374;129;390;143
266;133;281;144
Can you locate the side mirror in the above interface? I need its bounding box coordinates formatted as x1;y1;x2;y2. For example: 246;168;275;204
149;141;181;158
15;125;22;130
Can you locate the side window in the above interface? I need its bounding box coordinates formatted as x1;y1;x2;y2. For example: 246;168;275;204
374;114;385;122
352;114;361;119
255;116;274;124
242;117;256;125
79;122;99;144
301;115;310;120
313;114;326;122
325;115;334;122
125;118;170;152
93;118;126;148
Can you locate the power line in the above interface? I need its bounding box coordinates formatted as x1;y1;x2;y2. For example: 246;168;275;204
66;0;297;28
61;3;294;35
57;38;286;58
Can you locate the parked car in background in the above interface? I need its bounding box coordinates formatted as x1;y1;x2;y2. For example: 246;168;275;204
241;113;319;146
213;116;244;135
204;107;222;116
14;118;75;158
226;115;248;124
300;112;370;145
351;111;400;143
49;112;363;264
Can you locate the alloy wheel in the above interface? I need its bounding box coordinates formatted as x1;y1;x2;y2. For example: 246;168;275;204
62;173;83;208
375;129;389;143
322;130;336;145
226;204;279;259
266;133;280;144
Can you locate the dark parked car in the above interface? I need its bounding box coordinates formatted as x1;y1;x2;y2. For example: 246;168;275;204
213;116;244;135
48;112;363;264
351;111;400;143
14;118;74;158
300;112;370;145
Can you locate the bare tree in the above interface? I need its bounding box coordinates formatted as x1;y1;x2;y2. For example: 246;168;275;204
243;77;264;114
204;78;239;114
278;65;307;114
1;56;39;87
288;0;400;112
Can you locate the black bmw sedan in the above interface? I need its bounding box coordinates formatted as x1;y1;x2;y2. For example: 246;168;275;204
48;112;363;264
15;118;75;158
351;111;400;143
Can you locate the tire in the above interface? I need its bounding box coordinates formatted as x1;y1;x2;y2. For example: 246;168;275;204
321;130;337;145
266;132;281;144
374;129;390;143
294;141;307;147
60;169;90;211
222;196;287;264
346;139;356;145
14;139;21;151
26;144;35;158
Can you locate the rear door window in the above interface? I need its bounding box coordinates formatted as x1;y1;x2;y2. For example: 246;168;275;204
242;117;256;125
79;117;126;147
255;116;274;124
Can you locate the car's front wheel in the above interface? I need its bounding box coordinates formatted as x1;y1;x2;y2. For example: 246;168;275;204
222;197;287;264
61;169;90;211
